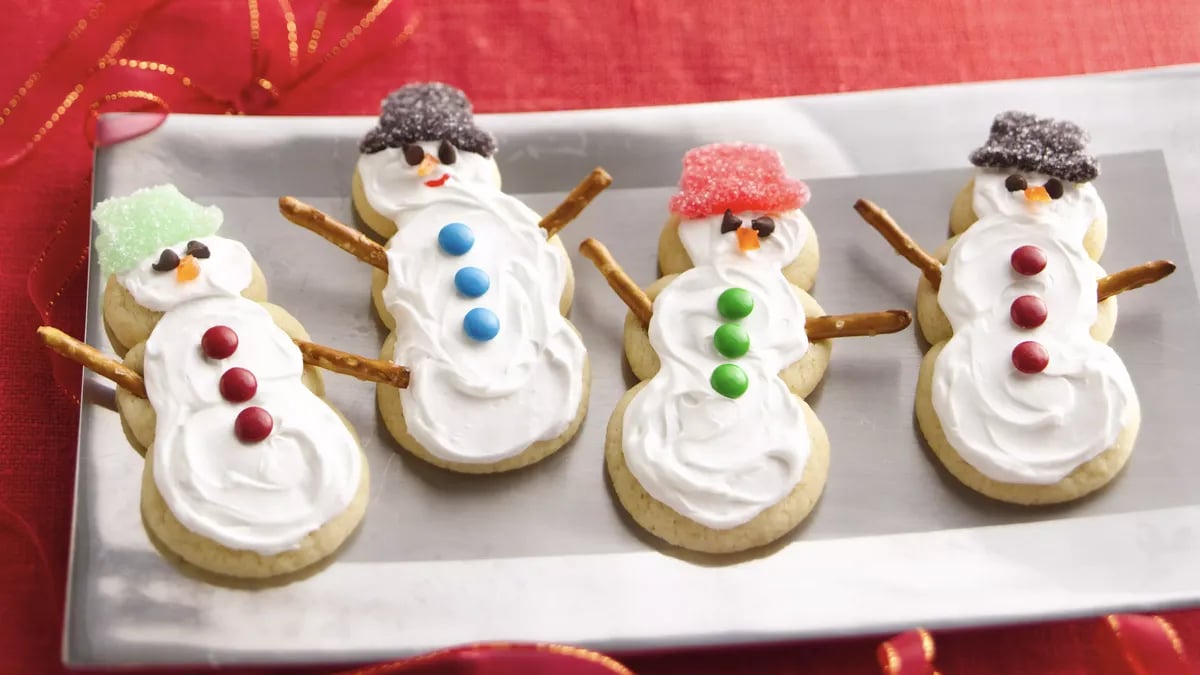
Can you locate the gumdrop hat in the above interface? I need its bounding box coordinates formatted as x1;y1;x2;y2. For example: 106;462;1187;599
668;143;810;220
969;111;1099;183
93;184;224;277
359;82;497;157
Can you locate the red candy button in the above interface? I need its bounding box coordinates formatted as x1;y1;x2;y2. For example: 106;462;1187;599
234;407;273;443
1010;295;1048;329
1012;341;1050;374
1011;245;1047;276
219;367;257;403
201;325;238;359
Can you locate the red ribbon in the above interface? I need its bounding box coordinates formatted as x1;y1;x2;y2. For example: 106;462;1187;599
335;643;635;674
881;616;1193;675
878;628;939;675
8;0;418;400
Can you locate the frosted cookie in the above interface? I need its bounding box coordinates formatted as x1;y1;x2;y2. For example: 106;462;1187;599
857;179;1174;504
657;143;820;290
41;186;409;580
281;82;610;474
579;145;912;554
948;111;1107;260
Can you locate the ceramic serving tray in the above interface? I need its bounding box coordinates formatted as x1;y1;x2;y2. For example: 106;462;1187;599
68;65;1200;667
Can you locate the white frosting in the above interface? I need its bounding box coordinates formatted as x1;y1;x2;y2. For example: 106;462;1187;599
144;295;362;555
972;168;1106;241
932;215;1136;484
357;140;500;223
677;209;809;269
358;147;587;464
938;216;1105;331
116;236;253;312
623;214;811;530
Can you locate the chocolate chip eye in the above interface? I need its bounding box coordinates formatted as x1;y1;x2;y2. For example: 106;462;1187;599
751;216;776;239
152;248;180;272
720;209;742;234
1044;178;1064;200
1005;174;1028;192
403;144;425;166
186;240;211;259
438;140;457;165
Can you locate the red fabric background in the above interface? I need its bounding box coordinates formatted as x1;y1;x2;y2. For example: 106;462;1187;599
2;1;1199;673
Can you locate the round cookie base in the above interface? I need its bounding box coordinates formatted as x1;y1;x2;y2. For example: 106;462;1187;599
915;340;1140;505
913;235;1118;346
605;381;830;554
657;213;820;292
623;274;833;398
369;239;576;331
376;332;591;474
102;264;269;358
947;177;1109;260
115;303;326;450
141;444;369;580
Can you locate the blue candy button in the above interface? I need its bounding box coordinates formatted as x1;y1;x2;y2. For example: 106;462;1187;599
438;222;474;256
463;307;500;342
454;267;490;298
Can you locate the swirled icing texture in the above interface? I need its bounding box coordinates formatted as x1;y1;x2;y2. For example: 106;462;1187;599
144;294;362;555
932;216;1135;484
972;168;1106;242
117;236;253;312
358;145;587;463
622;211;811;529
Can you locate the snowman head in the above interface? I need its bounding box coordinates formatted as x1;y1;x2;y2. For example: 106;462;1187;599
357;83;500;216
94;185;253;312
968;111;1102;229
668;143;811;269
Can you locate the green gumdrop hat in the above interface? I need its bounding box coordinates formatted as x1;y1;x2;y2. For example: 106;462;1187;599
93;184;224;277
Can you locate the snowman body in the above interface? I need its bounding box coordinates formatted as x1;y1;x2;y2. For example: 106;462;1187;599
120;236;362;556
931;207;1137;484
621;209;813;529
357;145;587;464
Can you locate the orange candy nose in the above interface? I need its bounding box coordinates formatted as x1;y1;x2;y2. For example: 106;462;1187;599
176;255;200;282
416;155;440;177
1024;186;1051;202
736;227;760;252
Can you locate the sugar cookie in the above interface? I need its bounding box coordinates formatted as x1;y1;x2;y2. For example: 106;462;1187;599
41;186;407;579
856;111;1175;504
282;83;610;473
582;144;911;553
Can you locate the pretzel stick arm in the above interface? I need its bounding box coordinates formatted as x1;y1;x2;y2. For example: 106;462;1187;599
1097;260;1175;302
853;199;943;289
540;168;613;238
578;238;654;327
293;340;410;389
37;327;147;398
806;310;913;341
278;197;389;272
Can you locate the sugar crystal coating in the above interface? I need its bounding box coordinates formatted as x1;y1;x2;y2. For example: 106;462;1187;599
969;111;1099;183
668;143;810;219
93;184;223;277
359;82;497;157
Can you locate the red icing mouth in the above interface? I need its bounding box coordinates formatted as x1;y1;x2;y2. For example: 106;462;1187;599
424;174;451;188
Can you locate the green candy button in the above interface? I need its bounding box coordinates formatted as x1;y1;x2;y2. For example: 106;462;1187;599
717;287;754;320
710;363;749;399
713;323;750;358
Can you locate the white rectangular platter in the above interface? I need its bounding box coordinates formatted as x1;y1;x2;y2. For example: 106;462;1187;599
67;65;1200;667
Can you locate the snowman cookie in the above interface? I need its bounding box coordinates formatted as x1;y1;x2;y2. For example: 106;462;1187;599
582;144;911;554
61;185;393;580
282;82;610;474
856;113;1175;505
